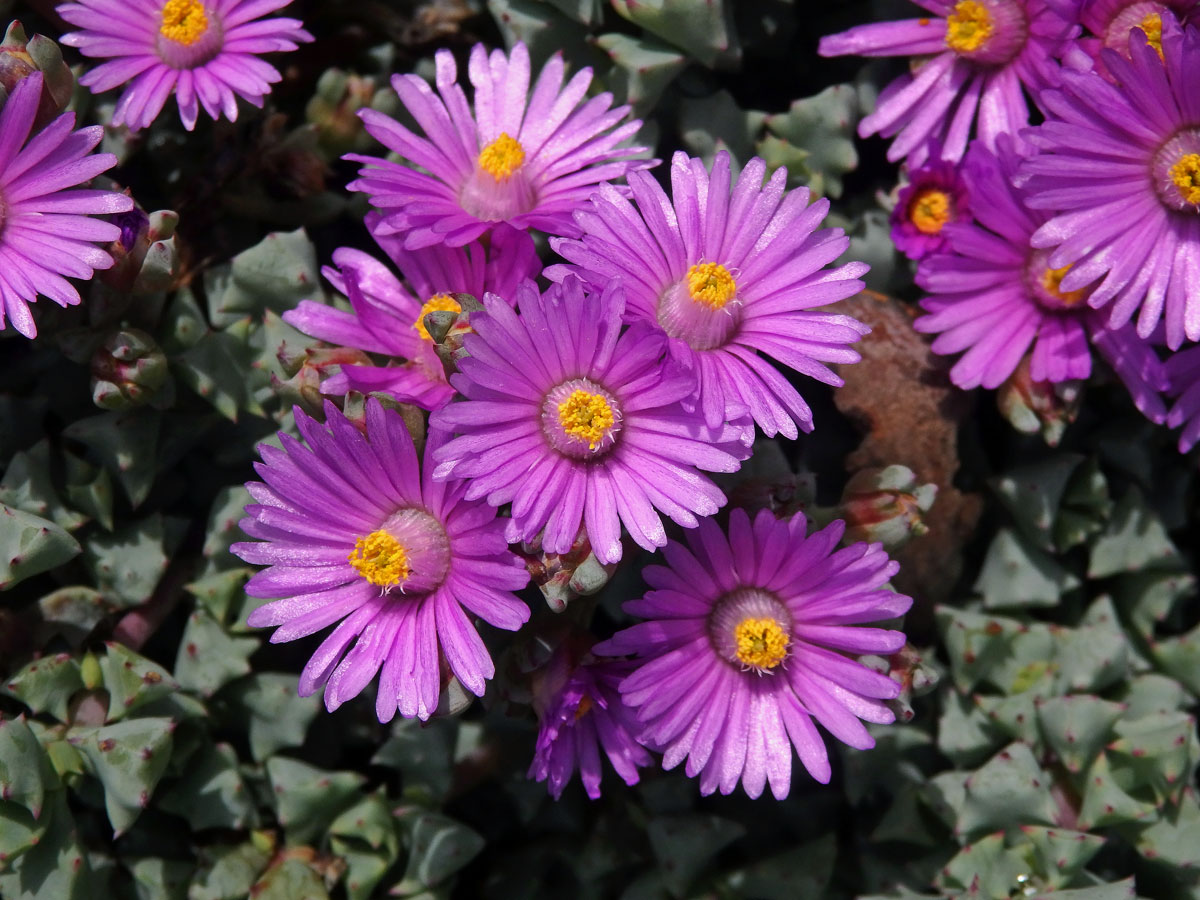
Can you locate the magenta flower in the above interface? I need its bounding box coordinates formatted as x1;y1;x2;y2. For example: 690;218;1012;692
1018;14;1200;348
232;400;530;722
0;72;134;338
915;139;1168;420
1166;345;1200;450
890;152;971;260
284;224;539;410
58;0;313;131
347;42;649;249
528;652;652;800
818;0;1076;165
550;151;869;439
1070;0;1199;78
595;508;912;799
430;276;750;565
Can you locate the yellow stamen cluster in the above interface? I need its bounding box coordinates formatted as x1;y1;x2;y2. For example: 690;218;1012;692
1170;153;1200;206
160;0;209;46
478;132;525;181
733;617;789;670
909;189;952;235
1140;12;1164;58
945;0;993;53
414;293;462;340
557;390;615;449
348;530;411;588
1041;265;1088;306
686;262;737;309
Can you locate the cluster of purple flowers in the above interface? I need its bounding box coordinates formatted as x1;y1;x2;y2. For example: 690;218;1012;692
822;0;1200;448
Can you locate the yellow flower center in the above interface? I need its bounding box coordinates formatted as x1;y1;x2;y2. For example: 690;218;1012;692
159;0;209;46
413;293;461;340
557;390;615;449
1041;265;1088;306
945;0;993;53
1140;12;1164;58
348;530;411;589
478;132;525;182
909;189;952;235
733;617;789;670
686;262;737;310
1170;153;1200;206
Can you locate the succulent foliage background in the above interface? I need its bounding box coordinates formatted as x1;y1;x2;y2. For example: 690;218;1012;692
1;0;1199;898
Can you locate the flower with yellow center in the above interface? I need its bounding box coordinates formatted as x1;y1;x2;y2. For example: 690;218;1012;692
1140;12;1164;58
557;389;616;450
1040;264;1089;306
1170;153;1200;206
686;262;737;310
348;530;411;589
159;0;209;46
478;132;525;182
909;189;952;235
733;617;789;671
413;293;462;341
945;0;993;53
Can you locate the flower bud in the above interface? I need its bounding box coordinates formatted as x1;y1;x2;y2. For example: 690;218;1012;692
517;527;616;612
997;354;1081;447
429;293;484;379
270;346;374;417
90;329;169;410
0;22;74;127
839;464;936;551
305;69;381;157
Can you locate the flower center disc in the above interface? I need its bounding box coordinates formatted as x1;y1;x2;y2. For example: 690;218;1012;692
656;261;742;351
1026;252;1092;312
909;189;952;235
1101;2;1172;56
946;0;994;52
414;293;461;340
709;588;793;674
541;378;622;460
1153;130;1200;213
944;0;1029;65
478;133;526;182
156;0;223;68
348;508;451;594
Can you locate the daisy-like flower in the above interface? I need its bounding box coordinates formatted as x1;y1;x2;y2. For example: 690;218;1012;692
1070;0;1199;77
550;151;869;439
890;152;971;260
284;224;539;410
346;41;649;249
1165;345;1200;450
57;0;313;132
430;276;750;565
595;508;912;799
528;651;652;800
915;138;1168;420
818;0;1077;165
0;72;134;338
232;399;530;722
1018;15;1200;348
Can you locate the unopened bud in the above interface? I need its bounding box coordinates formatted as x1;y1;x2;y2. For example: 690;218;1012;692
430;293;484;379
518;527;615;612
90;329;169;410
839;465;936;550
0;22;74;127
306;69;381;157
997;354;1081;447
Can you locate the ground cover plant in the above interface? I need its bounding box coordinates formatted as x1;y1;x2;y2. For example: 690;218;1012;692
1;0;1200;897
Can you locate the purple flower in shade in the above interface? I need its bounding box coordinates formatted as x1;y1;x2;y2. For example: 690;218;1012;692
528;650;652;800
818;0;1076;165
1069;0;1199;78
914;138;1168;420
284;224;539;410
1165;345;1200;450
429;276;750;565
594;508;912;799
232;399;530;722
346;42;649;249
0;72;134;338
57;0;313;132
890;152;971;260
1018;14;1200;348
549;151;869;439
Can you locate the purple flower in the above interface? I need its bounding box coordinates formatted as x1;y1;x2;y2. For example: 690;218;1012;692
430;276;749;565
1071;0;1199;78
819;0;1076;165
284;224;539;410
58;0;313;131
232;400;530;722
915;139;1168;420
1018;14;1200;348
595;508;912;799
528;652;652;800
1166;345;1200;450
890;152;972;260
0;72;134;338
550;151;869;439
347;42;649;249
